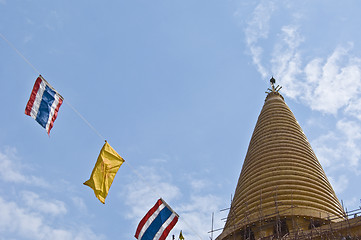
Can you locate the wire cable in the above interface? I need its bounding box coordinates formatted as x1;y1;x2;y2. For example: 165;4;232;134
0;33;41;75
1;31;206;240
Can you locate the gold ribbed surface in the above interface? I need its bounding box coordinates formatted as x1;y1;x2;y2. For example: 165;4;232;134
219;92;345;239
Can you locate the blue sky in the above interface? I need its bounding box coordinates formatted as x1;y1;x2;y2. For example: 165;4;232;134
1;0;361;239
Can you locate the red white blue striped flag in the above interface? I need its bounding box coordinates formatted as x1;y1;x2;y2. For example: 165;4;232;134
135;198;179;240
25;75;63;135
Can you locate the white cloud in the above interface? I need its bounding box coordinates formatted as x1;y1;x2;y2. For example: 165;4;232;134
0;196;104;240
312;132;340;168
271;25;304;98
21;191;67;216
120;163;223;240
328;175;349;195
301;45;361;114
242;1;361;116
189;178;207;192
179;194;221;213
0;147;48;187
44;10;64;32
241;0;361;184
176;194;222;240
238;0;361;227
312;119;361;172
120;165;181;221
71;196;87;213
244;0;276;78
345;98;361;120
336;120;361;168
0;146;105;240
0;147;27;183
269;25;361;115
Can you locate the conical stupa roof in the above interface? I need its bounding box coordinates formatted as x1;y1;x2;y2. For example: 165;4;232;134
218;82;345;239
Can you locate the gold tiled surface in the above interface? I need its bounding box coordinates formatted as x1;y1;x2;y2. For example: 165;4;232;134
219;92;345;239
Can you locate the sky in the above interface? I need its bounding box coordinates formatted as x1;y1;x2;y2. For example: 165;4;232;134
1;0;361;239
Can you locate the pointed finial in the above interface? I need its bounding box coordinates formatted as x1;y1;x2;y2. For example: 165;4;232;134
270;76;276;91
270;76;276;85
266;76;282;94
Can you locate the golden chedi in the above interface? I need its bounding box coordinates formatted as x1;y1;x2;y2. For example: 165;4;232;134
217;78;347;240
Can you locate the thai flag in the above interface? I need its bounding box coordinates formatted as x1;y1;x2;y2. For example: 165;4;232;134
25;75;63;135
135;198;179;240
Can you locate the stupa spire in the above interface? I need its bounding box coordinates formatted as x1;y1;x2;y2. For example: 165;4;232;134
217;78;345;240
266;76;282;94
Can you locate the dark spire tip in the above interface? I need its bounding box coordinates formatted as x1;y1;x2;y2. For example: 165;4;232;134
270;76;276;84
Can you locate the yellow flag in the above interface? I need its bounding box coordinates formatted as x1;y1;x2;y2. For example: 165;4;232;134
179;231;184;240
83;141;124;204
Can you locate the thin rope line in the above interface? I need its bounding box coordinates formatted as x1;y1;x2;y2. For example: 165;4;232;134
2;32;205;239
63;99;105;141
0;32;105;141
0;32;41;74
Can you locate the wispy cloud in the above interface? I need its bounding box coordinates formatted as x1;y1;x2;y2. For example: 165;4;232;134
301;44;361;114
44;10;64;31
119;162;222;240
271;24;304;98
336;120;361;168
21;191;67;216
313;119;361;171
176;194;222;240
311;131;340;169
242;1;361;116
0;196;104;240
328;175;349;195
0;147;48;187
242;0;361;171
189;178;208;192
310;118;361;200
71;196;87;213
0;147;105;240
244;0;276;78
120;165;181;221
241;0;361;212
268;24;361;114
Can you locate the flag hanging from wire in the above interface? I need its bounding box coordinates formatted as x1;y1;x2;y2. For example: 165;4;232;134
135;198;179;240
84;141;124;204
25;75;63;135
